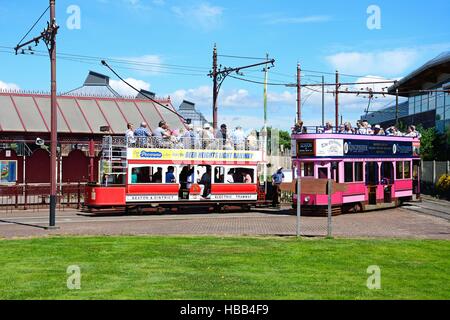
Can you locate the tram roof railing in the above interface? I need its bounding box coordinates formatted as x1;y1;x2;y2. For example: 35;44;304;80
102;135;265;152
292;126;421;139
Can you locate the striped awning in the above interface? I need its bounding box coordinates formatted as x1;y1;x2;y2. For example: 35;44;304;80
0;92;185;135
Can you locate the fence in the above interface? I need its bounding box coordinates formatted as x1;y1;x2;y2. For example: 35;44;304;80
421;160;450;195
0;182;86;212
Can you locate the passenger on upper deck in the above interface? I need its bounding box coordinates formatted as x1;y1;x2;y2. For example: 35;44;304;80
182;124;197;149
373;125;385;136
201;123;214;149
134;122;151;147
232;126;246;150
323;122;333;134
215;124;229;149
405;125;421;139
125;123;136;146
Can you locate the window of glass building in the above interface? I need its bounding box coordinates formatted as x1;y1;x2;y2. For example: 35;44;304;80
429;92;436;110
409;96;415;115
421;94;429;112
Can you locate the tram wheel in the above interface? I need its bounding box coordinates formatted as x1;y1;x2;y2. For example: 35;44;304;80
353;203;363;213
213;204;222;213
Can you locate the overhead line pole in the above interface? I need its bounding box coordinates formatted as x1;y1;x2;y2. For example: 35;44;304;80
322;75;325;127
209;45;275;131
15;0;59;228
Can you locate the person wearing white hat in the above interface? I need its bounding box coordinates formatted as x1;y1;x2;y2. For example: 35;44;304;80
182;123;198;149
201;123;214;149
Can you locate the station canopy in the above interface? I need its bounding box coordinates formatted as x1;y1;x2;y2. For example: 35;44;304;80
0;71;185;135
388;51;450;96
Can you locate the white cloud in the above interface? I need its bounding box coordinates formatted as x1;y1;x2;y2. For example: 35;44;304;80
110;78;151;97
0;80;20;91
267;15;331;25
326;49;420;76
171;3;224;31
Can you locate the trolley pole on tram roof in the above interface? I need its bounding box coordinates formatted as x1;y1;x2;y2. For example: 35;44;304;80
14;0;59;229
335;70;339;130
297;63;301;123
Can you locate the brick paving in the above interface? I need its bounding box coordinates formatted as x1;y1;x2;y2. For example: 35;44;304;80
0;206;449;239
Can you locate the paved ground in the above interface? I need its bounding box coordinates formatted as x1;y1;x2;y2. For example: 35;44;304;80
0;200;449;239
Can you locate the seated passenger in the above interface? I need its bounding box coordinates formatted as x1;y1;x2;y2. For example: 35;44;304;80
134;122;151;147
404;125;421;138
246;130;258;150
152;167;163;183
242;171;252;184
199;167;212;199
153;121;171;147
165;166;176;183
232;126;246;150
323;122;333;134
373;125;385;136
201;123;214;149
343;122;353;134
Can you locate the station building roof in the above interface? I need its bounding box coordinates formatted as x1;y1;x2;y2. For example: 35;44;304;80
0;73;185;135
389;51;450;96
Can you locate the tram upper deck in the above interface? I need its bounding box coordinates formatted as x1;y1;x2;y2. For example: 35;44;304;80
291;127;421;160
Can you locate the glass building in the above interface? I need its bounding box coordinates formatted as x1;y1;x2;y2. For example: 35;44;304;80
388;51;450;132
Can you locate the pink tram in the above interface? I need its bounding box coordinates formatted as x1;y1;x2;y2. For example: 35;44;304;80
84;136;267;212
292;129;421;215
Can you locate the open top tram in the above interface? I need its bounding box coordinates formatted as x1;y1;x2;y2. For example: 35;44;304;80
84;135;268;212
291;127;421;215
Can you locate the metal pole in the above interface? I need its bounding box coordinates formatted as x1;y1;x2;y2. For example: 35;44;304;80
335;70;339;130
212;44;218;131
395;88;399;126
49;0;57;228
327;179;332;238
296;162;301;237
322;75;325;127
297;64;301;122
263;54;269;195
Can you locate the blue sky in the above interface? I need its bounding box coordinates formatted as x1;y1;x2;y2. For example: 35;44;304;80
1;0;450;130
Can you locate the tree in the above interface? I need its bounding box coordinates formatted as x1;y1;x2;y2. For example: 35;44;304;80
418;127;447;161
266;127;291;153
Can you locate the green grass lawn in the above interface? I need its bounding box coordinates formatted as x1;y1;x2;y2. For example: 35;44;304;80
0;236;449;300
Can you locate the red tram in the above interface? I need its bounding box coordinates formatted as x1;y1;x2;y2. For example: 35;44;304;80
84;136;267;212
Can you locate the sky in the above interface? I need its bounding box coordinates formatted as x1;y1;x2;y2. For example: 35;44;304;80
1;0;450;131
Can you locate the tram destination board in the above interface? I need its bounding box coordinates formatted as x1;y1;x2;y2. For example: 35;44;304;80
296;140;315;156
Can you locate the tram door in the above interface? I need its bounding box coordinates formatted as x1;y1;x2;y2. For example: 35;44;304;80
366;162;379;205
413;160;421;197
381;162;394;203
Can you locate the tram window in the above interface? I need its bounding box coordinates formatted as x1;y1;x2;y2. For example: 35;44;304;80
131;166;163;184
165;166;177;183
355;162;363;182
215;167;225;183
404;161;411;179
225;167;255;184
318;168;328;179
396;162;404;180
381;162;394;184
344;162;353;183
303;163;314;177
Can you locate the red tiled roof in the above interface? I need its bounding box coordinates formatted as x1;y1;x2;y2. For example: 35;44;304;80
0;91;185;134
